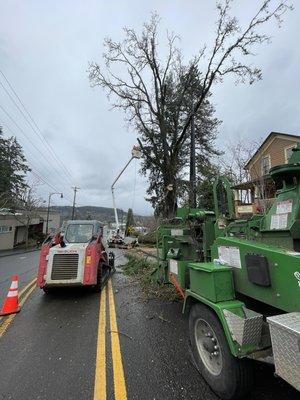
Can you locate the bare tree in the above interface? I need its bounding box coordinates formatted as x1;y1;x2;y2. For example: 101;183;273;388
219;139;259;184
219;138;276;212
89;0;292;217
14;181;44;248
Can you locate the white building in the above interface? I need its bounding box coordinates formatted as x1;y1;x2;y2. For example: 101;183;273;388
0;209;61;251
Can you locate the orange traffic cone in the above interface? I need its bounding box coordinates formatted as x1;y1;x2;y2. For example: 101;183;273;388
0;275;20;316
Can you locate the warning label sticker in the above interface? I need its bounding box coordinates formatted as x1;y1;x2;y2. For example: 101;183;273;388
276;199;293;214
218;246;241;268
270;213;288;230
171;229;183;236
169;259;178;274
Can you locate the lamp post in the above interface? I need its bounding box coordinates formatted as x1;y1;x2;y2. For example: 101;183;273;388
45;192;63;235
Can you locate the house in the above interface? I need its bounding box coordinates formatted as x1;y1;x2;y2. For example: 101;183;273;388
245;132;300;179
0;209;61;251
233;132;300;217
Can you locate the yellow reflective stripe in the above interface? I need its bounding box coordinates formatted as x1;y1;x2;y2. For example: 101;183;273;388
108;279;127;400
93;286;107;400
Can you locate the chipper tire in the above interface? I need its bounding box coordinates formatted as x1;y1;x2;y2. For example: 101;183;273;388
189;303;253;400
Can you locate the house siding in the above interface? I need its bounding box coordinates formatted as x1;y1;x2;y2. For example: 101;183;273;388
248;137;300;180
0;211;61;250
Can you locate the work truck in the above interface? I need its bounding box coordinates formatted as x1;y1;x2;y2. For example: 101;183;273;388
37;220;114;292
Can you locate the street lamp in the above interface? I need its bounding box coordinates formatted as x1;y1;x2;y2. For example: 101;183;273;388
45;192;63;235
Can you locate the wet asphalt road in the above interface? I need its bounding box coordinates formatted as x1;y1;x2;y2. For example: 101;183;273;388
113;270;298;400
0;250;39;300
0;250;299;400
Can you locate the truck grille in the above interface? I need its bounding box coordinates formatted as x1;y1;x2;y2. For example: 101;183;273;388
51;253;79;280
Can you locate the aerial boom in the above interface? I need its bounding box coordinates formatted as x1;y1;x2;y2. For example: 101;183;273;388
111;146;141;232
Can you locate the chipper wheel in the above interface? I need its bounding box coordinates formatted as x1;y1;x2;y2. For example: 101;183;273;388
189;303;253;400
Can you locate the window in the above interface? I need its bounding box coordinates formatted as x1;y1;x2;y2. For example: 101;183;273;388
284;145;296;163
261;155;270;176
0;226;13;234
65;223;94;243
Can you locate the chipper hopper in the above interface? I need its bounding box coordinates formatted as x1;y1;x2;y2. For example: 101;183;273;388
156;147;300;399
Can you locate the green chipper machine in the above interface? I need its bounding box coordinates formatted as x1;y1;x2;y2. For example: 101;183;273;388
156;147;300;399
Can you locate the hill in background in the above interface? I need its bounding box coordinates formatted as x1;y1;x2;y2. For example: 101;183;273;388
49;205;153;226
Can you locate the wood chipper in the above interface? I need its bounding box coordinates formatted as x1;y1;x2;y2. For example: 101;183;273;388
37;220;115;293
155;147;300;399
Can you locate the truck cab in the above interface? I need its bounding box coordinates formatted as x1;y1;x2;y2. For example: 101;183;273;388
37;220;114;292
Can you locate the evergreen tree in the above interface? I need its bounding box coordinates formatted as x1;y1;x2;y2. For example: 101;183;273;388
0;127;30;208
125;208;135;236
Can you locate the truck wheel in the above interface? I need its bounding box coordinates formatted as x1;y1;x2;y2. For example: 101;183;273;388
189;303;253;400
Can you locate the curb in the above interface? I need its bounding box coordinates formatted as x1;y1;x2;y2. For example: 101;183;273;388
0;249;39;259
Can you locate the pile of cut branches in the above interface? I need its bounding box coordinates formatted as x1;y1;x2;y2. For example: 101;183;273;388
123;253;180;302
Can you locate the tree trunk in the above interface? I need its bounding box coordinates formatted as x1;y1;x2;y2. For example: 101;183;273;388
164;179;177;219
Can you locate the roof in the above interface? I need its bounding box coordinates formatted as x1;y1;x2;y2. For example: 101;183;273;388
244;131;300;169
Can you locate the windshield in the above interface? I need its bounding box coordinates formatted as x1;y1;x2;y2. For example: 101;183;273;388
65;224;94;243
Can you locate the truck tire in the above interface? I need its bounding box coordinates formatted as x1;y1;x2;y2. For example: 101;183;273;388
189;303;253;400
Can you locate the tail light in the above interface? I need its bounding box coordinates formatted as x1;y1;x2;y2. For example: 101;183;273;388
83;245;97;284
85;247;92;265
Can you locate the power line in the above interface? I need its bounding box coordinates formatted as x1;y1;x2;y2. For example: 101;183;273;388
0;105;73;190
0;118;74;202
0;68;73;180
28;170;74;205
0;118;60;190
0;79;69;187
0;71;93;208
29;170;74;205
30;170;62;194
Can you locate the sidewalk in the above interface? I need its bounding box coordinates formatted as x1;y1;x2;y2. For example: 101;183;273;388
0;247;39;258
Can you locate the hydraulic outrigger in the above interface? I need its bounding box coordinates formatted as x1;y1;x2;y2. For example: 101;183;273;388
156;146;300;399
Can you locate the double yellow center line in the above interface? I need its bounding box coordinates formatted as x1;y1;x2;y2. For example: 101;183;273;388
0;277;127;399
94;279;127;400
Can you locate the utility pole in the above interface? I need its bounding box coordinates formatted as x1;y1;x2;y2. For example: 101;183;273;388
189;113;196;208
71;186;79;220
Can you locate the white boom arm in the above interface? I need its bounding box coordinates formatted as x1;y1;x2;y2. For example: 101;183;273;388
111;146;141;232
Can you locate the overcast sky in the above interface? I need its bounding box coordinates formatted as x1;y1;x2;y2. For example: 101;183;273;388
0;1;299;215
